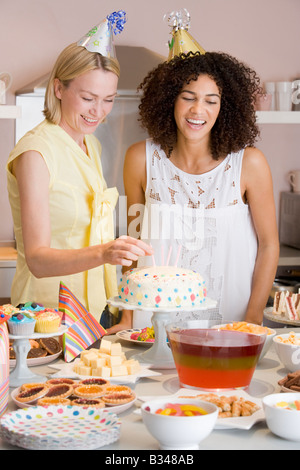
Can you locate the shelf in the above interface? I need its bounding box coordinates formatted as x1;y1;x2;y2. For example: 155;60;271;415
0;105;21;119
256;111;300;124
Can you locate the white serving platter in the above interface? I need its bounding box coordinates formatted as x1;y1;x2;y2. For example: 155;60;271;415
137;388;264;431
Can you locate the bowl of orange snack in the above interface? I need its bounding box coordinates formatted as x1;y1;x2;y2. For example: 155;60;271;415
212;322;275;361
273;332;300;372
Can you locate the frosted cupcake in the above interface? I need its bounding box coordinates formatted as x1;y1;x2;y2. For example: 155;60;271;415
7;312;36;336
20;302;44;314
35;309;61;333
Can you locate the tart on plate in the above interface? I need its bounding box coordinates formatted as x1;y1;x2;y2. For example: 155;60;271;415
37;397;71;406
15;384;49;403
73;384;106;399
71;398;105;408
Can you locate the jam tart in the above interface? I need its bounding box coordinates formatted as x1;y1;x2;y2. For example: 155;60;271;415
37;397;71;406
21;382;48;391
101;388;136;405
73;384;106;399
44;384;73;399
46;378;76;386
16;384;49;403
105;385;132;394
79;378;110;387
71;398;105;408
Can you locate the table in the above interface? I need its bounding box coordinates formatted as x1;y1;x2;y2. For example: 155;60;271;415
1;328;300;450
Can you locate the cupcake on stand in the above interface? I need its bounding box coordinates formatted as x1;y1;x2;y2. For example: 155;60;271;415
8;307;67;387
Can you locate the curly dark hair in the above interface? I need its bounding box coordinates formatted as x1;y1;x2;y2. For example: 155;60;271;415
138;51;262;159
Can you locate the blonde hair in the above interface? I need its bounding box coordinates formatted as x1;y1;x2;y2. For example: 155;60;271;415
43;43;120;124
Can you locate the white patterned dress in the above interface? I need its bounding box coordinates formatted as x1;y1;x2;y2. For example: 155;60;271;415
132;139;258;328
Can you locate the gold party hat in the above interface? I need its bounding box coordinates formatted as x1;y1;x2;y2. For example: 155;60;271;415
164;9;205;61
77;10;127;58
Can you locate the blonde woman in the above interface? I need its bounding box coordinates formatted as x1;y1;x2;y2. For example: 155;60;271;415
7;42;152;325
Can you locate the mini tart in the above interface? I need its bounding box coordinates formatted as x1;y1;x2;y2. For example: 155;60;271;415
46;378;76;386
44;384;73;399
37;397;71;406
16;384;49;403
73;384;106;399
101;390;136;405
71;398;105;408
21;382;49;391
79;378;110;387
105;385;132;394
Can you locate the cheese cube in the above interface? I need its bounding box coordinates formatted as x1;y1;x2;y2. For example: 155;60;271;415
126;361;141;375
124;359;141;375
111;364;128;377
82;352;98;367
88;348;100;354
100;366;111;378
73;360;84;373
100;338;111;354
78;365;92;376
90;357;106;369
110;342;122;356
91;366;111;378
107;355;123;367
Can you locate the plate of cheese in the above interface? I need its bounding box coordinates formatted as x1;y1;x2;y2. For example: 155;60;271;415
49;338;161;384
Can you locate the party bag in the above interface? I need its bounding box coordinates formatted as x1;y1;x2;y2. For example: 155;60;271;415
59;282;106;362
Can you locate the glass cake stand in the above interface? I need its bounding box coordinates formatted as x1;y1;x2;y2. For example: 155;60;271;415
108;297;217;370
8;326;68;387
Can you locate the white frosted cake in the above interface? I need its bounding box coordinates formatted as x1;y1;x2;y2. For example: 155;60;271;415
118;266;207;309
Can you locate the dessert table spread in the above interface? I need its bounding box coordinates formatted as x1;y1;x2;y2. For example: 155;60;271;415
1;327;300;451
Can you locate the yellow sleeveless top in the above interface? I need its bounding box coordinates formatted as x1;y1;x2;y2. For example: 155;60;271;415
7;120;118;321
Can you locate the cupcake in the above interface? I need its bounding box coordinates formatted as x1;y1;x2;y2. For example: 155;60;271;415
7;312;36;336
0;304;21;316
20;302;44;314
35;309;61;333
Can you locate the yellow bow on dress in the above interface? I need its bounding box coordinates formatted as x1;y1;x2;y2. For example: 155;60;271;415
87;186;119;318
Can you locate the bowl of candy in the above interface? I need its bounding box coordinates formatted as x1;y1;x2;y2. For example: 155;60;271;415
262;392;300;441
141;398;218;450
212;322;276;361
166;321;266;391
273;332;300;372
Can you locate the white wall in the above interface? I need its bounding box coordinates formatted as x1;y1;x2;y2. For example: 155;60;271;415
1;0;300;241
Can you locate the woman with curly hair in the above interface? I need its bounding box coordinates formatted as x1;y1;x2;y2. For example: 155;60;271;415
110;51;279;333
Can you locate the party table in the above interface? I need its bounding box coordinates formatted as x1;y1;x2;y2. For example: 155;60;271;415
1;327;300;450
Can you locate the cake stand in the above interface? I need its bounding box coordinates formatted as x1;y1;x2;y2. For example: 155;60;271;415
108;297;217;370
9;326;68;387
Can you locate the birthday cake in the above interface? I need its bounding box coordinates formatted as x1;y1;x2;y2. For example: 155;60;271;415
118;266;206;309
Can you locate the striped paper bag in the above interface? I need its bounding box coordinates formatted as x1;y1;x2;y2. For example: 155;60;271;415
0;323;9;417
59;282;106;362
